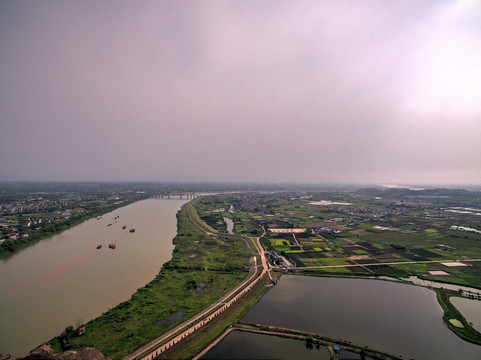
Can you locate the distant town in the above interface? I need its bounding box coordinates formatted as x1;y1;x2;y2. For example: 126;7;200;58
0;183;147;253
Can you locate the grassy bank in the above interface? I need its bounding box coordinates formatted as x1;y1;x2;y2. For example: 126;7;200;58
436;290;481;345
158;274;271;359
49;202;252;360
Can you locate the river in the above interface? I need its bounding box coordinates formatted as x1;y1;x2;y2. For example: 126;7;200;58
239;276;481;360
0;198;187;356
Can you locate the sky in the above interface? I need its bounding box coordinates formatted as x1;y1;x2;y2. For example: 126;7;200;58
1;0;480;186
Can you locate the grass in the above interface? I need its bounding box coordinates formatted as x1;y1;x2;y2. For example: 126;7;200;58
321;267;352;273
390;263;429;275
352;249;368;255
449;319;464;328
52;203;253;360
186;202;217;233
360;231;421;246
319;257;349;266
64;270;247;359
157;275;270;359
436;290;481;345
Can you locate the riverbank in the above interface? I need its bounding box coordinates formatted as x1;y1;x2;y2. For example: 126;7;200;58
436;289;481;345
41;201;253;360
0;198;144;257
1;199;188;357
158;273;271;360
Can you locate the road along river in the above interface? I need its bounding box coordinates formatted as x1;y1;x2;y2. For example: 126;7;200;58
126;205;270;360
0;198;187;357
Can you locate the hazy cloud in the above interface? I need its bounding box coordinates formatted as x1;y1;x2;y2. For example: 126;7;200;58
1;0;480;185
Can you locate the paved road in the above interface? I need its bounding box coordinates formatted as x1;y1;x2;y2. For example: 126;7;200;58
252;226;271;280
126;257;261;360
125;204;269;360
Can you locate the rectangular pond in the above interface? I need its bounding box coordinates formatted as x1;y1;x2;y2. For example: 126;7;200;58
201;330;331;360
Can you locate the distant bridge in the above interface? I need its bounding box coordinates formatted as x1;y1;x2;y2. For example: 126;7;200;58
151;193;199;200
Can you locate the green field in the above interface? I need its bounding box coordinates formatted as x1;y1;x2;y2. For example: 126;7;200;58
202;190;481;289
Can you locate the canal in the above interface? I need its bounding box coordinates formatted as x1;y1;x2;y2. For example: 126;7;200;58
0;198;187;356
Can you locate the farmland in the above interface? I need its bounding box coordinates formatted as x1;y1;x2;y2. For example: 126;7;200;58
196;187;481;289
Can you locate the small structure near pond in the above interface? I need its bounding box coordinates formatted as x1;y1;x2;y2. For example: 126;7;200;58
462;290;481;300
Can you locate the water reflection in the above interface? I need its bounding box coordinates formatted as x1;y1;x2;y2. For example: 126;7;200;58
0;199;186;356
240;276;481;360
202;330;330;360
451;297;481;332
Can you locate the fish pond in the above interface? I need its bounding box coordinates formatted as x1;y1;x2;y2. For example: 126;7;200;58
239;276;481;360
201;330;331;360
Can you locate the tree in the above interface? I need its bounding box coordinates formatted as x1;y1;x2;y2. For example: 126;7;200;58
1;240;17;252
65;325;74;334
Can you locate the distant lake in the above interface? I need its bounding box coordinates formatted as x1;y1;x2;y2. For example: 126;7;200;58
240;276;481;360
0;199;186;356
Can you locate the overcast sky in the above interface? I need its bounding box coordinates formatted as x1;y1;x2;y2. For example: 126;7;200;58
1;0;480;185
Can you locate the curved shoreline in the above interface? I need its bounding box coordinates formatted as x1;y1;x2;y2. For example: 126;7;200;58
126;203;269;360
35;199;255;359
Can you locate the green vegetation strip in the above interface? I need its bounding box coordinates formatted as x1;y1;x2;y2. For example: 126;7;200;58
435;290;481;346
50;202;252;360
158;274;270;359
185;201;217;233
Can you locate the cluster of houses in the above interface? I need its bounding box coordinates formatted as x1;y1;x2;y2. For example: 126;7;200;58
0;216;63;245
265;219;343;235
21;216;62;228
461;290;481;300
0;231;29;244
267;250;294;269
0;198;64;215
317;226;343;234
450;225;481;235
332;205;406;218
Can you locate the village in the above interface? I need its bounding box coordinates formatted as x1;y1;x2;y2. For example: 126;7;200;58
196;188;481;288
0;183;149;253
